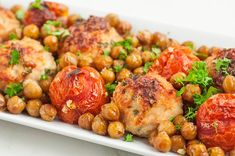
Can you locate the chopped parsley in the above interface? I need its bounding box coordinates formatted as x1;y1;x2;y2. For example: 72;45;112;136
176;86;186;97
169;116;175;122
175;124;181;131
184;42;195;51
105;83;117;94
124;133;133;142
4;83;23;97
76;51;81;56
45;20;61;27
51;29;70;39
9;49;20;65
103;50;110;56
44;45;50;51
30;0;43;10
40;73;48;80
114;39;132;52
184;107;197;121
113;65;122;73
9;33;18;40
15;9;25;20
151;47;161;59
143;62;153;73
118;49;128;60
42;24;51;34
215;58;231;76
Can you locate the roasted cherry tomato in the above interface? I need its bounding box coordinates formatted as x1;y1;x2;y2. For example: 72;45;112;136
149;46;199;80
49;65;106;124
196;93;235;151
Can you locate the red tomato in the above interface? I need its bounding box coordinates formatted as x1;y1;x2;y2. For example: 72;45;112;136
149;46;199;80
49;66;106;124
196;93;235;151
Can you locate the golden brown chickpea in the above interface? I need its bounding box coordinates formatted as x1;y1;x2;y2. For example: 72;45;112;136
100;68;115;84
39;104;57;122
67;14;82;27
170;72;187;89
208;147;225;156
137;30;153;45
108;121;125;139
111;46;123;59
168;38;180;47
116;20;132;35
158;120;176;136
127;36;139;47
117;68;132;81
94;55;113;71
182;84;201;103
91;114;108;135
141;51;154;63
59;52;78;68
78;112;94;130
187;143;208;156
23;24;39;39
10;5;23;14
208;47;221;56
230;148;235;156
187;139;201;146
105;13;120;27
126;52;142;69
170;135;186;153
41;25;56;38
7;96;26;114
182;41;196;51
77;54;93;67
101;103;120;121
39;76;53;93
133;67;144;75
222;75;235;93
152;32;170;50
173;115;187;127
23;80;42;99
43;35;58;53
113;60;125;68
197;45;209;60
26;99;42;117
149;131;172;153
181;122;197;140
0;94;6;111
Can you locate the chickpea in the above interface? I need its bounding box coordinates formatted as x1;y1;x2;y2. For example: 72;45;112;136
141;51;154;63
41;25;56;38
182;84;201;103
94;55;113;71
0;94;6;111
23;24;39;39
39;104;57;121
127;36;139;47
137;30;153;45
117;68;132;81
170;72;187;89
105;13;120;27
126;52;142;69
113;60;125;68
133;67;144;75
197;45;209;60
67;14;82;27
208;47;221;56
101;103;120;121
7;96;26;114
149;131;172;153
91;114;108;135
208;147;225;156
100;68;115;84
111;46;123;59
152;32;169;50
158;120;176;136
223;75;235;93
10;5;23;14
26;99;42;117
43;35;58;53
170;135;186;153
182;41;196;51
39;76;53;93
59;52;78;68
77;54;93;67
23;80;42;99
187;143;208;156
230;148;235;156
116;20;132;35
173;115;187;127
108;121;125;138
187;139;201;146
168;38;180;47
181;122;197;140
78;112;94;130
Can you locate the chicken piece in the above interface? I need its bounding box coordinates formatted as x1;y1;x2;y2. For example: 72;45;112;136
0;37;56;90
205;48;235;88
0;7;21;42
112;73;183;137
59;16;122;65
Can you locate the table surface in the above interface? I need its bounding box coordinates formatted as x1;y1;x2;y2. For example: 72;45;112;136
0;0;235;156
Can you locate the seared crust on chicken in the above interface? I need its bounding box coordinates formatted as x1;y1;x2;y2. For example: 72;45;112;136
0;7;21;42
0;37;56;90
113;73;183;137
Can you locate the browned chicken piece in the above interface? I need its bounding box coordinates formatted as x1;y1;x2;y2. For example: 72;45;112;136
0;37;56;90
205;48;235;88
59;16;122;65
0;7;21;42
112;73;183;137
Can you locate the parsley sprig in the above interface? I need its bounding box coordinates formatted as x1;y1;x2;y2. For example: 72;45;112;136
215;58;231;76
114;39;132;52
124;133;133;142
105;82;117;94
30;0;43;10
143;62;153;73
113;65;122;73
9;49;20;65
4;83;23;97
9;33;18;40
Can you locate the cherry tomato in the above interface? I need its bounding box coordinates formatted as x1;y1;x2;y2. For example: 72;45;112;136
49;65;106;124
196;93;235;151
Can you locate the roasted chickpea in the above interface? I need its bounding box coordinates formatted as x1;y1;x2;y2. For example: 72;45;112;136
26;99;42;117
152;32;169;50
77;54;93;67
170;135;186;153
222;75;235;93
94;55;113;71
111;46;123;59
137;30;153;45
208;147;225;156
108;121;125;138
230;148;235;156
113;60;125;68
67;14;82;27
168;38;180;47
59;52;78;68
41;25;56;38
182;41;196;51
158;120;176;136
187;139;201;146
149;131;172;153
173;115;187;127
117;68;131;81
23;24;39;39
187;143;208;156
39;104;57;121
7;96;26;114
43;35;58;53
116;20;132;35
208;47;221;56
10;4;23;14
197;45;209;60
0;94;6;111
133;67;144;75
100;68;115;84
170;72;187;89
127;36;139;47
105;13;120;27
78;112;94;130
126;52;142;69
141;51;154;63
181;122;197;140
91;114;108;135
39;76;53;93
182;84;201;103
23;80;42;99
101;103;120;121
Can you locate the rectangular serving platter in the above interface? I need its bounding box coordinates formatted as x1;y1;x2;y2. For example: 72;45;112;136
0;0;235;156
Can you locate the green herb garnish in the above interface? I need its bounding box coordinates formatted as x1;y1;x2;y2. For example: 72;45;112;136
143;62;153;73
184;107;197;121
124;133;133;142
30;0;43;10
45;20;61;27
175;124;181;131
215;58;231;76
105;83;117;94
114;39;132;52
103;50;110;56
4;83;23;97
76;51;81;56
176;86;186;97
9;33;18;40
118;49;128;60
151;47;161;59
169;117;174;122
15;9;25;20
40;73;48;80
113;65;122;73
9;49;20;65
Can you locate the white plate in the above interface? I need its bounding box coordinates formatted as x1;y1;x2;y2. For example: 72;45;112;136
0;0;235;156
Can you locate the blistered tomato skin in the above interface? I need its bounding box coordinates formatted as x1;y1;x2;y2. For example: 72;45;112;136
49;65;106;124
149;46;199;80
196;93;235;151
